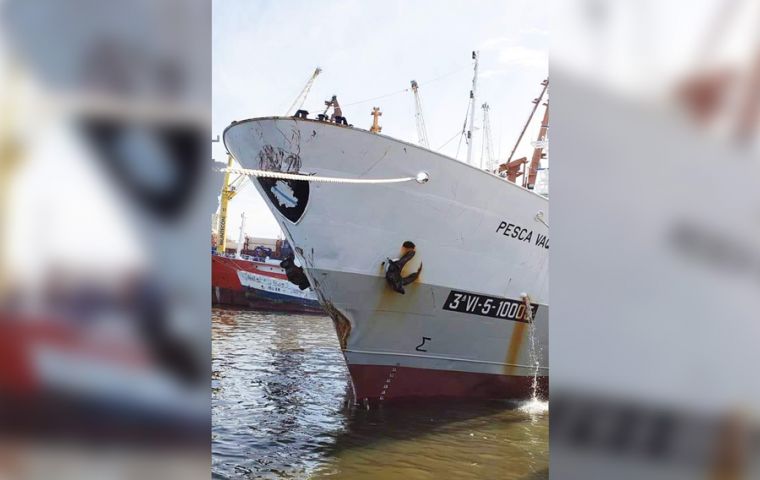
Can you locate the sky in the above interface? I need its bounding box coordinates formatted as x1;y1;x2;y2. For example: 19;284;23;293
551;0;760;95
212;0;548;240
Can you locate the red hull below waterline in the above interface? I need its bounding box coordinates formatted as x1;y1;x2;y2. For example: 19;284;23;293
347;364;548;403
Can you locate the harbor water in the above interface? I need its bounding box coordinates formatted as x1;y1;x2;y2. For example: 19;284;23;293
212;308;548;479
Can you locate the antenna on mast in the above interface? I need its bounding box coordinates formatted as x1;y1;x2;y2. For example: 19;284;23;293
466;51;479;165
481;102;494;171
410;80;430;147
285;67;322;116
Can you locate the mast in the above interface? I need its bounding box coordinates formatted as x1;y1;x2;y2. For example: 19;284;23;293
410;80;429;147
466;51;479;165
481;102;494;170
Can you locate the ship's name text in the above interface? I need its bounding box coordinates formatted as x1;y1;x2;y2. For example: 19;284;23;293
496;221;549;249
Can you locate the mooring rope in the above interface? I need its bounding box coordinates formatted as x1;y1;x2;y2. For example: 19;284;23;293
220;166;426;185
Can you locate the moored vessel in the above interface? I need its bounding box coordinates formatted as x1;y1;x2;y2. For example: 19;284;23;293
212;253;322;313
223;111;549;403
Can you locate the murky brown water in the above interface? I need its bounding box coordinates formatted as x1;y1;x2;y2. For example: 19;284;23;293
212;308;548;479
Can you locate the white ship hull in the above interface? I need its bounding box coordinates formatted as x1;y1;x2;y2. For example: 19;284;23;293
224;117;548;402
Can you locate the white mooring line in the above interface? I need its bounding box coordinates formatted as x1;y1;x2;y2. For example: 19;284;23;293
219;166;430;185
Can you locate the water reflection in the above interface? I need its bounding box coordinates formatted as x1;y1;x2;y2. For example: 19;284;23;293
212;309;548;479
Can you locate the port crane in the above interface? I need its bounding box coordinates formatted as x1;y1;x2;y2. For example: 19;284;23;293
216;67;323;254
410;80;429;147
285;67;322;116
215;153;248;254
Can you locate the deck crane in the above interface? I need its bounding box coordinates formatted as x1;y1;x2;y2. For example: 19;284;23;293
498;79;549;185
524;100;549;190
285;67;322;116
496;78;548;187
410;80;430;147
215;153;248;254
500;157;528;183
506;78;548;164
480;102;495;171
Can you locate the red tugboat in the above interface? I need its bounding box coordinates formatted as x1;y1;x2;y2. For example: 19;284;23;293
211;154;321;314
212;253;321;313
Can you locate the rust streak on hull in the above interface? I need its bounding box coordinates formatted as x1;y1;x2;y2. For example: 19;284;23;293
504;321;527;375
